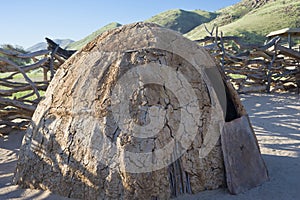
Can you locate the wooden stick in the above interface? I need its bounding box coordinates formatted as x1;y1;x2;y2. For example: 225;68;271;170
49;45;59;80
0;48;50;58
0;84;47;96
0;96;36;112
0;57;48;73
0;57;40;98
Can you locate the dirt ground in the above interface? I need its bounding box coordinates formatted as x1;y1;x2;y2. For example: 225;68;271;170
0;93;299;200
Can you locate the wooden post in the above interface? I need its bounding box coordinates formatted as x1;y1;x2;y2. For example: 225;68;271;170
220;32;226;73
288;33;291;49
43;68;48;81
266;43;278;93
50;45;59;80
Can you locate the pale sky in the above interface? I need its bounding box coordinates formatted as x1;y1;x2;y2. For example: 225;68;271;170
0;0;240;48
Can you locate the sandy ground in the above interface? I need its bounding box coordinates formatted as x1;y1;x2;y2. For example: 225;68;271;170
0;93;299;200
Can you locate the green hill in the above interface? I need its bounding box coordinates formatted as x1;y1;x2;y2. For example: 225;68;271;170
66;10;216;50
185;0;300;44
67;0;299;50
145;9;217;34
67;22;122;50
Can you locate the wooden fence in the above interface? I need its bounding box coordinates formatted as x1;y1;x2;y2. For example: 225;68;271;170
1;31;300;135
0;38;75;134
197;26;300;93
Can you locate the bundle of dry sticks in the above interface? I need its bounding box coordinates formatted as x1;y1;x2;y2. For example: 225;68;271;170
197;25;300;93
0;38;75;134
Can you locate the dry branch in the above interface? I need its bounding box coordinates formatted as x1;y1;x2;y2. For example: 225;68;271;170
0;48;50;59
0;38;75;134
46;37;76;59
198;27;300;94
0;58;48;73
0;96;36;112
0;57;40;98
277;45;300;60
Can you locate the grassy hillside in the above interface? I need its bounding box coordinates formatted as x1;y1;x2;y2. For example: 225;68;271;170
67;22;122;50
66;0;299;50
185;0;300;44
145;9;217;34
66;10;216;50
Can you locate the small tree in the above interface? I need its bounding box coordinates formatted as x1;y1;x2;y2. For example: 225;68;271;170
0;44;31;65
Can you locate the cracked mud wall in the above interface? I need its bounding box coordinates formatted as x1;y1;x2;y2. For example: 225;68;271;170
14;22;226;199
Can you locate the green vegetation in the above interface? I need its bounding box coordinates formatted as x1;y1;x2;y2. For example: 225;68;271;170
67;22;122;50
145;9;217;34
219;0;299;43
185;0;300;45
0;44;30;65
57;0;300;51
66;9;217;50
0;42;46;101
0;83;44;101
0;69;45;101
228;73;247;79
12;90;45;101
0;70;43;81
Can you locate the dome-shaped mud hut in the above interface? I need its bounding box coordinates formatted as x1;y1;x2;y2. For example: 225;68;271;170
14;22;268;199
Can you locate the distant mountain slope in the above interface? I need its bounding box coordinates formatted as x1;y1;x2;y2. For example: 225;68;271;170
63;0;299;51
185;0;300;44
26;39;74;52
66;10;217;51
145;9;217;34
67;22;122;50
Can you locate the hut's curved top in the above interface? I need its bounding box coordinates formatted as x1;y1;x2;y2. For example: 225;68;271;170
64;22;227;115
39;22;227;167
82;22;213;65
